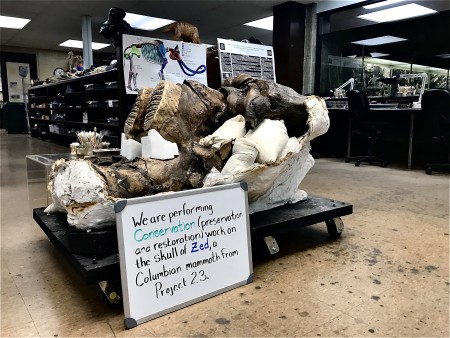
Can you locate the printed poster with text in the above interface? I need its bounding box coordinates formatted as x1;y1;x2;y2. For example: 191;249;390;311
217;38;276;83
123;34;207;94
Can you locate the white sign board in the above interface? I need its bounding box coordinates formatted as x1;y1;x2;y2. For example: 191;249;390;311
217;38;276;83
6;62;30;103
115;182;253;328
122;34;207;94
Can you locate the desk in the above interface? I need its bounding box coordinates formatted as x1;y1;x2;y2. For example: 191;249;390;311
370;107;421;169
327;107;421;169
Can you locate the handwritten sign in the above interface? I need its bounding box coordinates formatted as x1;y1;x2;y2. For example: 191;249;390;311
114;182;253;328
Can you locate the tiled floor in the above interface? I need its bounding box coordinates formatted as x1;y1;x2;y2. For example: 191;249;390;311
1;132;449;337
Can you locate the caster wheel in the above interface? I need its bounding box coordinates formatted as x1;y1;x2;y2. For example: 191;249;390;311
381;163;387;168
355;161;360;167
345;158;350;163
425;168;432;175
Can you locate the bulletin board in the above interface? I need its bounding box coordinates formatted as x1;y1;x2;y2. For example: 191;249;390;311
114;182;253;328
217;38;276;83
6;62;30;103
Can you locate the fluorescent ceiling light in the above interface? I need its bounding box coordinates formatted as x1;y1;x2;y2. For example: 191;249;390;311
0;15;30;29
59;40;109;50
244;16;273;31
358;3;437;23
123;13;174;31
370;52;390;57
436;54;450;58
363;0;405;9
352;35;407;46
346;55;357;58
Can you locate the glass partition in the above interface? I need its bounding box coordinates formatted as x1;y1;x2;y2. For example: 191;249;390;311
412;64;449;89
319;45;449;98
316;6;450;97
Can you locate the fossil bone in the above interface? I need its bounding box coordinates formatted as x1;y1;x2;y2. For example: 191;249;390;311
46;76;329;229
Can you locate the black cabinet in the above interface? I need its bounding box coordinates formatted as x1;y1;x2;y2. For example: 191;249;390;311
28;70;122;147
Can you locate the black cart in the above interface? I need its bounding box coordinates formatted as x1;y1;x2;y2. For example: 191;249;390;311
33;195;352;303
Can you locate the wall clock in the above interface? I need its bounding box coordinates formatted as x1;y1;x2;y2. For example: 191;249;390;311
53;67;66;76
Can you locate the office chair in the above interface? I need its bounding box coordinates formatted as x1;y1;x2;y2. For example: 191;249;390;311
345;90;389;167
422;89;450;175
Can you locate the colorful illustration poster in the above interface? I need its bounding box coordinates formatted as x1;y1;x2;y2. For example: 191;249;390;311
217;38;276;83
123;34;207;94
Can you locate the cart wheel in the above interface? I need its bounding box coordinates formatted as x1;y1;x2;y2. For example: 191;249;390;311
355;161;360;167
98;281;122;307
425;168;432;175
326;217;344;238
263;236;280;255
345;158;350;163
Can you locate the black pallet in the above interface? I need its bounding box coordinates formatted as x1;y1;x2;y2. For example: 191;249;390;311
33;195;352;284
33;210;120;285
250;195;352;238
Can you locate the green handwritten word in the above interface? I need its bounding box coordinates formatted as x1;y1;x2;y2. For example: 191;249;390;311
134;220;195;242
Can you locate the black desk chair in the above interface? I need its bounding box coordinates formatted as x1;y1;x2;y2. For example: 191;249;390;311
422;89;450;175
345;90;389;167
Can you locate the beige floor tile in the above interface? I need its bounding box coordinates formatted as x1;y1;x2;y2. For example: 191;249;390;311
107;313;158;337
33;318;117;337
1;320;40;337
142;302;273;337
344;282;449;337
384;310;450;337
305;313;389;337
301;281;369;312
227;287;345;336
1;295;37;335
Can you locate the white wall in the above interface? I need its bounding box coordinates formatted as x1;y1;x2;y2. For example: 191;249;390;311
37;50;69;79
1;46;69;79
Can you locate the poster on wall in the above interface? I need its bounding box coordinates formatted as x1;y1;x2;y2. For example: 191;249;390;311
6;62;31;103
217;38;276;83
114;182;253;328
122;34;207;94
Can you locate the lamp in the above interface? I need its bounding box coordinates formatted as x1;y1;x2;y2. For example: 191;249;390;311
376;75;399;84
19;65;30;133
398;72;428;108
334;78;355;98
